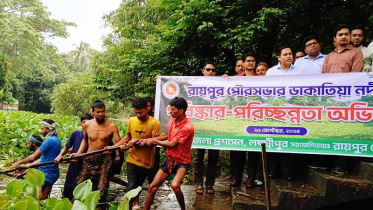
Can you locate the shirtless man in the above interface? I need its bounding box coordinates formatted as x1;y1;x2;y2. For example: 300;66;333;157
71;100;121;207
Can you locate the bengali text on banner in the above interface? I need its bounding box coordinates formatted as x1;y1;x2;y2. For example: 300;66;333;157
154;73;373;157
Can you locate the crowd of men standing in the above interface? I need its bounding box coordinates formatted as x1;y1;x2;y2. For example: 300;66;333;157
8;23;373;210
204;23;372;189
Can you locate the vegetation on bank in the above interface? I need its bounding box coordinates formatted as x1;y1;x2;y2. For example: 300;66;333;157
0;110;231;181
0;168;141;210
0;111;126;167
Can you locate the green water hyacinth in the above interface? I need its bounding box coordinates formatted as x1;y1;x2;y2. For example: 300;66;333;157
0;169;142;210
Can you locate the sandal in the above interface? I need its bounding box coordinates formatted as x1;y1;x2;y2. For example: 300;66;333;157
206;185;215;194
195;184;203;194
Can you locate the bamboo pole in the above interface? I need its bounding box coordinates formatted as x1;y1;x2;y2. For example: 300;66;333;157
0;146;121;175
261;143;271;210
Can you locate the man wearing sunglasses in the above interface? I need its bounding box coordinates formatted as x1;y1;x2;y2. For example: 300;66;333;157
202;62;217;76
195;61;220;194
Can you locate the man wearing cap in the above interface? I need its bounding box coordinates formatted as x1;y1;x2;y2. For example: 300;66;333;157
10;119;61;200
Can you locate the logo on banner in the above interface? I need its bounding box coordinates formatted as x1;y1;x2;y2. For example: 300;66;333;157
162;81;180;99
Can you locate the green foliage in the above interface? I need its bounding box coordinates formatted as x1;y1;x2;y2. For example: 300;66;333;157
6;181;23;201
50;72;97;116
1;169;74;210
17;196;39;210
0;110;81;164
1;169;141;210
109;187;142;210
217;150;230;177
83;191;100;210
360;95;373;106
53;198;73;210
0;0;76;113
50;71;128;118
73;180;93;201
25;169;45;188
0;53;15;105
0;110;128;164
94;0;373;105
68;42;97;74
71;200;88;210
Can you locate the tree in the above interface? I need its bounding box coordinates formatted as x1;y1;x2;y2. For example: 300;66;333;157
0;0;76;112
0;53;15;107
69;41;95;74
94;0;373;105
51;71;126;117
93;0;173;103
360;95;373;106
266;97;287;106
51;72;97;116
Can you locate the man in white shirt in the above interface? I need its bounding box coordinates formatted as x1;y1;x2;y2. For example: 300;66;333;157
351;26;367;57
294;35;326;74
364;42;373;72
267;46;300;76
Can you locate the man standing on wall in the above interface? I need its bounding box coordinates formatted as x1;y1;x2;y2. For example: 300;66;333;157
195;62;220;194
351;26;367;57
322;24;363;73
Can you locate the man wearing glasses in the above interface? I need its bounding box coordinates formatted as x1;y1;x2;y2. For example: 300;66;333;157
294;35;326;74
195;62;220;194
243;53;259;76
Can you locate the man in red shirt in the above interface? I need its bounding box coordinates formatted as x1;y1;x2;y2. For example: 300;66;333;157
140;97;194;210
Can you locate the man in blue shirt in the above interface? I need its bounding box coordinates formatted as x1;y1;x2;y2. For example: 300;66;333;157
294;35;326;74
267;46;301;75
265;47;296;180
14;135;44;178
10;119;61;200
54;113;93;201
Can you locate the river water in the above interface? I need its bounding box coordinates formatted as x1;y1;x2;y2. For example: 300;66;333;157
0;164;172;209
